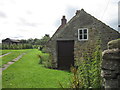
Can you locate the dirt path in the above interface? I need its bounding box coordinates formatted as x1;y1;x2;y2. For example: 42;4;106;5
2;53;26;71
0;52;11;58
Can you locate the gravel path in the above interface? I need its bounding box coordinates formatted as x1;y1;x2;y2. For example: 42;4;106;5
2;53;26;71
0;52;11;58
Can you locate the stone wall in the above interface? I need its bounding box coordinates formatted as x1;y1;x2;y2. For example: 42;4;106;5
101;39;120;88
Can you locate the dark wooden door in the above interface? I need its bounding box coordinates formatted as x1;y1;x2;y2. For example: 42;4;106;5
57;40;74;70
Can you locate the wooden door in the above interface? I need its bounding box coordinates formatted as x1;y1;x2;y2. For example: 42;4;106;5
57;40;74;70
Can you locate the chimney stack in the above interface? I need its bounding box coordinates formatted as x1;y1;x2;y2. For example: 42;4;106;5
61;16;67;26
76;10;80;15
76;9;84;15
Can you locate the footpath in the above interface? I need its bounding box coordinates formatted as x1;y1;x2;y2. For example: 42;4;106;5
0;52;11;58
1;53;26;71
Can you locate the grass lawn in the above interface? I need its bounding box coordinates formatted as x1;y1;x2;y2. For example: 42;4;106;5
1;49;29;67
0;50;2;55
1;50;13;55
2;49;71;88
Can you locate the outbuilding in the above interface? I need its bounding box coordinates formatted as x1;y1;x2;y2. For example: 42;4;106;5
2;38;20;44
46;9;120;69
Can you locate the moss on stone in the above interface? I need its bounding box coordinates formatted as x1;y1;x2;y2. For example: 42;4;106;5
108;38;120;49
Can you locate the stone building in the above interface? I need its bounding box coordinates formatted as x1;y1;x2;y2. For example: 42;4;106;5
46;9;120;69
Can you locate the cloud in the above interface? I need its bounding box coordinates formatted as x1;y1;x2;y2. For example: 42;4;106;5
17;18;38;27
118;1;120;24
54;19;60;27
26;11;32;15
109;19;118;30
10;35;24;39
9;0;16;4
0;11;7;18
54;6;78;27
101;0;118;30
65;6;79;20
118;1;120;31
0;0;119;41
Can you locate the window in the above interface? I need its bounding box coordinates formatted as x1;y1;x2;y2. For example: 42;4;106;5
78;28;88;41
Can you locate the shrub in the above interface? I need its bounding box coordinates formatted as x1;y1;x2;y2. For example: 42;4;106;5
68;45;102;89
37;53;52;68
37;54;43;64
43;53;52;68
70;66;80;88
79;46;102;88
2;43;33;50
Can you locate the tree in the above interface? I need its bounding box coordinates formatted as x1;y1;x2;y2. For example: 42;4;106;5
40;34;50;46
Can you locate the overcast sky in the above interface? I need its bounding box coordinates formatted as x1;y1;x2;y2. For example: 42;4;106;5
0;0;119;42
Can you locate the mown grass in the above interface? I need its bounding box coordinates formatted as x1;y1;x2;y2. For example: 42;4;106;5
2;50;11;55
0;49;13;55
2;49;71;88
1;49;29;67
0;50;2;55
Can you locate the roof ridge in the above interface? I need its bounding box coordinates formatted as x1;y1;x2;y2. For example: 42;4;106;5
47;8;119;44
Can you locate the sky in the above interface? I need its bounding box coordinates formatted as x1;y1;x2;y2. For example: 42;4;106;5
0;0;119;42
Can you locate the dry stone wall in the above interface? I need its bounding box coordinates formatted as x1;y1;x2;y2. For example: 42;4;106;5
101;39;120;88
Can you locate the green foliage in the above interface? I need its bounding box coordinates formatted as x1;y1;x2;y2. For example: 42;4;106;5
43;53;53;68
70;66;80;88
69;44;102;89
78;45;102;88
2;34;50;50
0;43;2;49
2;44;33;50
37;53;52;68
37;54;43;64
32;45;41;49
19;34;50;46
40;35;50;46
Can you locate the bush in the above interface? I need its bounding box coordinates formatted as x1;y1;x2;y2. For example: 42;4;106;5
69;45;102;89
2;43;33;50
37;53;52;68
37;54;44;64
33;45;41;49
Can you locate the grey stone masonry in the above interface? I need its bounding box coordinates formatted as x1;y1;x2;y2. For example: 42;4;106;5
101;39;120;89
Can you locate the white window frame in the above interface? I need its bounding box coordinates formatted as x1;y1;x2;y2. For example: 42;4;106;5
78;28;88;41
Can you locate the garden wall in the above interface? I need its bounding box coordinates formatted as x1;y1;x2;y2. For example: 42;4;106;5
101;39;120;88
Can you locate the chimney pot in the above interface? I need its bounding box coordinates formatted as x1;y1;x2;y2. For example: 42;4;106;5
61;15;67;26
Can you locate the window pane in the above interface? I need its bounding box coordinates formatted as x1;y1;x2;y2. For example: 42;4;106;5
84;35;87;39
78;29;88;40
84;29;87;34
79;30;82;34
80;35;82;39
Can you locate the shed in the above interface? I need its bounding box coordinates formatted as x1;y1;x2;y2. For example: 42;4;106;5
2;38;20;44
46;9;120;69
